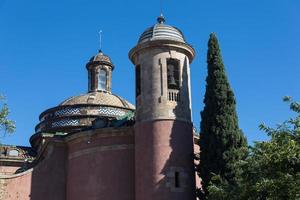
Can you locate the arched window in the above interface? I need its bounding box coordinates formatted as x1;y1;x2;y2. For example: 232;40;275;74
88;70;92;91
167;59;179;90
136;65;141;97
98;69;107;91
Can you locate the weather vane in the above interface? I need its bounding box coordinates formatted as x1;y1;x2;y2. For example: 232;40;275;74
160;0;163;15
157;0;165;23
99;30;103;51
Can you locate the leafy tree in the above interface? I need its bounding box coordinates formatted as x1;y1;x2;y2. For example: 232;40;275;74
197;33;247;199
208;97;300;200
0;95;16;135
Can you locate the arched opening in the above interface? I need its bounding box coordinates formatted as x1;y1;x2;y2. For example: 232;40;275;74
98;69;107;91
136;65;141;97
167;59;180;90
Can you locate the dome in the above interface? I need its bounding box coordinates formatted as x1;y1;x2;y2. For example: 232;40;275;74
35;92;135;134
60;92;134;109
138;15;186;44
88;50;114;69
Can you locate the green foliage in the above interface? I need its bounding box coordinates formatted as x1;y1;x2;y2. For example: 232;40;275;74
198;33;247;199
208;98;300;200
0;95;16;135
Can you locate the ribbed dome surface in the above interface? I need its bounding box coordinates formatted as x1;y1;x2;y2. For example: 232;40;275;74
60;92;135;109
88;51;114;68
138;21;185;44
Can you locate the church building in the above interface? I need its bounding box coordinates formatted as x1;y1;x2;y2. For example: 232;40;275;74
0;15;200;200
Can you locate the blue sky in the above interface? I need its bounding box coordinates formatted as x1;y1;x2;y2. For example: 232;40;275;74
0;0;299;146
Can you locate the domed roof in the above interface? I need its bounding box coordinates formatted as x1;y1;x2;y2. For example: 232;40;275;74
138;15;186;44
35;92;135;134
88;50;114;68
60;92;135;109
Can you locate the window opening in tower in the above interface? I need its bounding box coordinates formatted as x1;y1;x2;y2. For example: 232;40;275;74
167;59;179;90
136;65;141;97
98;69;107;91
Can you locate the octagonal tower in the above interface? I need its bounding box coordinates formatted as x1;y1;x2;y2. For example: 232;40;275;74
86;50;114;93
129;15;196;200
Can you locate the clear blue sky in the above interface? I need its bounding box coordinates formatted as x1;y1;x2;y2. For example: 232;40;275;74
0;0;299;146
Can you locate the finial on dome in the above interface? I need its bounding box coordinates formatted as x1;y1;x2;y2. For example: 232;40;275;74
157;14;165;24
158;0;165;24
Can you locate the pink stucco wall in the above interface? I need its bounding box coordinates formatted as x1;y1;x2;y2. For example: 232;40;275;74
1;125;199;200
0;141;67;200
135;120;196;200
0;166;19;175
66;128;135;200
0;170;32;200
30;142;67;200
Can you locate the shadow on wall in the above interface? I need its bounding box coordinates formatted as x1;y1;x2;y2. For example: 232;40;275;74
154;57;196;199
30;142;67;200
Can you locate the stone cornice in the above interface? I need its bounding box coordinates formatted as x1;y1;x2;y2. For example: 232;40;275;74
129;40;195;64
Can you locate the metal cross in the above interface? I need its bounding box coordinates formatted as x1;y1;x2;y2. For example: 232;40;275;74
160;0;163;15
99;30;103;51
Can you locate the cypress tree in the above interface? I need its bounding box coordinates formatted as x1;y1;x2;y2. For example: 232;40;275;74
198;33;247;198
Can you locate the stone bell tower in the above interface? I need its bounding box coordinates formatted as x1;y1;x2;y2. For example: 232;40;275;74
129;15;196;200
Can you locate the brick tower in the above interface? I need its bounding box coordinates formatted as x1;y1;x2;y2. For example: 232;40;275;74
129;15;196;200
